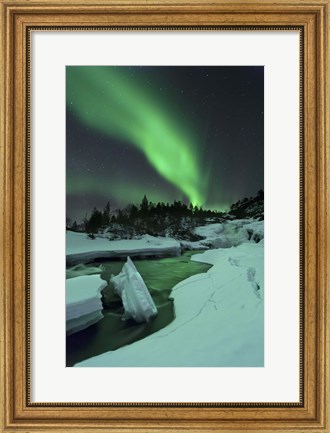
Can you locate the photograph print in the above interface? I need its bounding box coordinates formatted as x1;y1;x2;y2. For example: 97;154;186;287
65;65;264;367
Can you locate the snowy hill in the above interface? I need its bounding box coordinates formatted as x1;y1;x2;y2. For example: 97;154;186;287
228;191;264;220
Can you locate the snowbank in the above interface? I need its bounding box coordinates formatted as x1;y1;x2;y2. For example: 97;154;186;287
111;257;158;323
181;219;264;250
66;264;104;279
66;275;107;335
76;239;264;367
66;232;181;266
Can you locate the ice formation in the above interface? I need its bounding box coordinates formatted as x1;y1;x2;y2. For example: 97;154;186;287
111;257;158;323
66;275;107;335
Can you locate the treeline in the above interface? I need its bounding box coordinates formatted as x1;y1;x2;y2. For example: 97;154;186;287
68;195;225;241
67;191;264;240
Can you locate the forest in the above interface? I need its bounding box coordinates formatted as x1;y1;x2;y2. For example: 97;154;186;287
66;190;264;241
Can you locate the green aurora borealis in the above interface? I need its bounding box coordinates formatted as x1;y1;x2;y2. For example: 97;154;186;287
66;66;264;221
67;66;206;207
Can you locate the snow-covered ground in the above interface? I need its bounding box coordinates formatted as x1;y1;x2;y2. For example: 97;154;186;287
75;235;264;367
66;275;107;335
66;232;181;266
181;218;264;250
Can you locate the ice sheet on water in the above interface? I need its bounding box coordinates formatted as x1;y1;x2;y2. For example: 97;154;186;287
111;257;158;323
66;275;106;335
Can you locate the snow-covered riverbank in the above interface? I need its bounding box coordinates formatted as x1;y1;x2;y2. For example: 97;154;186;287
66;232;181;266
75;238;264;367
67;219;264;366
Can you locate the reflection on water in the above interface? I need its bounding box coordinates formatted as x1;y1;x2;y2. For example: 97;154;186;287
66;251;211;366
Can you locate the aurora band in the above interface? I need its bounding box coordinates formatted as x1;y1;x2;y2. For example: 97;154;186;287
66;66;207;207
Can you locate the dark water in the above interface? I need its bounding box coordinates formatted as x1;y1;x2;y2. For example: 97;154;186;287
66;251;211;366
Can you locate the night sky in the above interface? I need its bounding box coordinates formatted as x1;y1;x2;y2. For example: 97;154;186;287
66;66;264;222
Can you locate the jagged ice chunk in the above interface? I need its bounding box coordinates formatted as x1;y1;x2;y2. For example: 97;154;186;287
111;257;158;323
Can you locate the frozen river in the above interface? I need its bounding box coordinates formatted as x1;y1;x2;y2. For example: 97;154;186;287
66;251;211;366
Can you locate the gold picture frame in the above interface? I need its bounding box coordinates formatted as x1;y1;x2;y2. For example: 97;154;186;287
1;0;329;431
